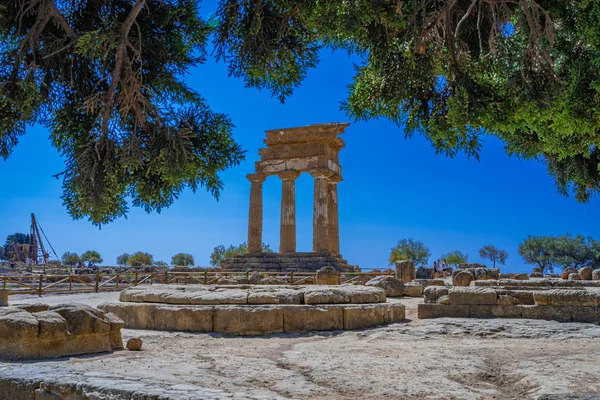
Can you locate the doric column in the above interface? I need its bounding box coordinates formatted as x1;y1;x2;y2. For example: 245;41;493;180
327;174;342;254
247;173;266;254
310;169;334;253
279;171;300;253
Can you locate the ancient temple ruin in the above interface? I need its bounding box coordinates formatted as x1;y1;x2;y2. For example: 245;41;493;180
222;123;358;272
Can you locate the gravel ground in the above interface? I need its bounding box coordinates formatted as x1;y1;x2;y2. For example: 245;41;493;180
2;292;600;399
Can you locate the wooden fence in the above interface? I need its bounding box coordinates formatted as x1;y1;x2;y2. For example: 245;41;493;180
1;271;393;296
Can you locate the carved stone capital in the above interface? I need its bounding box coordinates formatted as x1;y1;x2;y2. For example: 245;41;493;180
246;173;267;183
278;170;301;181
309;168;334;179
328;174;343;184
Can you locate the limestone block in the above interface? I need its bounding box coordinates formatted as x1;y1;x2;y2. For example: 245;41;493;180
34;311;68;341
578;267;593;281
497;295;515;306
417;304;470;319
49;304;111;335
487;268;500;280
569;306;600;323
395;260;416;283
16;303;49;313
315;266;339;285
413;279;445;287
343;304;385;330
0;308;42;340
469;305;523;319
98;303;154;330
153;305;213;332
0;289;8;307
474;268;488;280
471;280;499;287
533;290;600;307
249;272;266;284
448;287;498;305
436;295;450;305
513;273;529;280
561;268;577;280
416;266;434;279
282;305;343;332
593;270;600;281
248;288;303;304
519;305;572;322
384;303;406;324
452;270;473;287
214;306;283;335
423;286;449;303
303;288;347;304
302;286;385;304
403;282;424;297
104;312;125;350
365;276;405;297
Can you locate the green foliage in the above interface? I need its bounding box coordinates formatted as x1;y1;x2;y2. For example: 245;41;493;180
214;1;600;202
116;253;130;267
210;242;272;267
127;251;154;266
61;252;80;266
171;253;195;266
442;250;468;268
0;246;6;261
389;238;431;266
153;260;168;267
519;234;597;273
80;250;103;265
4;233;31;249
478;245;508;268
0;0;245;225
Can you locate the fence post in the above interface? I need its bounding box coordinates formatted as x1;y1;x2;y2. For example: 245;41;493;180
290;272;294;285
204;271;208;285
95;274;100;293
164;271;168;284
116;273;119;289
337;272;341;285
3;276;5;289
69;276;72;291
135;272;139;286
38;274;43;296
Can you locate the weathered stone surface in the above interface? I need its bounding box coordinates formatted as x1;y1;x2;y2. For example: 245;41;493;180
0;304;122;360
561;268;577;280
395;260;416;283
15;303;49;313
469;305;523;319
126;337;143;351
437;295;450;305
315;266;339;285
214;306;284;335
453;270;473;287
383;303;406;324
282;305;343;331
403;282;424;297
534;290;600;307
365;276;405;297
247;288;304;304
579;267;593;281
423;286;449;303
519;305;572;322
413;279;445;287
249;272;266;284
593;269;600;281
303;286;385;304
417;304;470;319
343;304;385;330
448;287;498;305
415;266;433;279
568;273;580;281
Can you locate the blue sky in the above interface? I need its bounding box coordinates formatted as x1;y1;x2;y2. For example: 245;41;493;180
1;46;599;272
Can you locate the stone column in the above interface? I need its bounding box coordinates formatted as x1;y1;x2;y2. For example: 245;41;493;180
279;171;300;253
247;173;266;254
327;175;342;254
310;169;333;253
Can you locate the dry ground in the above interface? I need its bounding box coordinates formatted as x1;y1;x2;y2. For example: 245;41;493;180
1;292;600;399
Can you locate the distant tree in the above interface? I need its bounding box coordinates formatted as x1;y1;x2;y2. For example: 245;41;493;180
589;238;600;269
61;252;80;266
478;245;508;268
0;246;6;262
210;242;272;267
552;234;593;270
389;238;431;266
153;261;168;267
116;253;130;267
441;251;468;268
80;250;103;266
171;253;195;267
518;236;556;274
4;233;31;249
127;252;154;266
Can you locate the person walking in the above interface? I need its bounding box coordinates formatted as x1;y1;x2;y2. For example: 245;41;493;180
441;259;449;278
432;261;438;278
